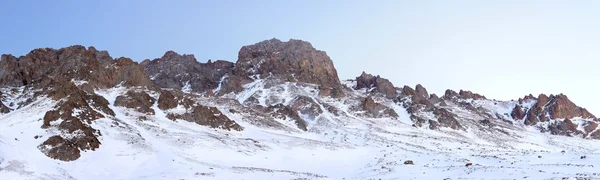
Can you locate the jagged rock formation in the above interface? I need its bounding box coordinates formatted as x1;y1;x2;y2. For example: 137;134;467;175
0;46;155;90
166;105;243;131
114;91;156;114
355;72;397;99
221;39;344;97
141;51;234;93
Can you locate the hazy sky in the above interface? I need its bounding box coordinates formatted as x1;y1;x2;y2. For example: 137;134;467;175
1;1;599;114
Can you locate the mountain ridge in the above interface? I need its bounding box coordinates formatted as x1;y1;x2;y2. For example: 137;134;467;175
1;38;599;179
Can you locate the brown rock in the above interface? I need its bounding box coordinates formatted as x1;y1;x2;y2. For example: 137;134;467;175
42;110;60;128
158;90;178;110
355;72;397;99
459;90;486;100
511;105;526;120
583;121;598;134
362;96;399;119
433;108;462;130
547;94;595;119
226;38;342;96
141;51;234;93
114;91;156;114
169;105;243;131
38;136;80;161
415;84;429;99
268;104;308;131
0;46;155;90
289;96;323;119
548;118;581;136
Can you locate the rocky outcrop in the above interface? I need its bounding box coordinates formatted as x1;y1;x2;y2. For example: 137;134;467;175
355;72;397;99
39;81;112;161
141;51;234;93
289;96;323;120
443;89;486;100
0;91;10;113
167;105;243;131
360;96;399;119
222;38;343;97
268;104;308;131
114;91;156;114
157;90;195;110
515;94;596;126
0;46;155;90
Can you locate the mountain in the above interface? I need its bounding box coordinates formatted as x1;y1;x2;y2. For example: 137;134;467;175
1;39;599;179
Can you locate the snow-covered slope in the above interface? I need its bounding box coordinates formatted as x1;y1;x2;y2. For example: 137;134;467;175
2;81;600;180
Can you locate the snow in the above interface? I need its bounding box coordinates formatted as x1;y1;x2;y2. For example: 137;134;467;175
2;84;600;179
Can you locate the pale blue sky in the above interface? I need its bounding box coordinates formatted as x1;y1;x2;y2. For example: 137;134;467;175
1;0;599;114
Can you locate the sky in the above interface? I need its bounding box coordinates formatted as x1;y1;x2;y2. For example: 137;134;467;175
1;0;599;114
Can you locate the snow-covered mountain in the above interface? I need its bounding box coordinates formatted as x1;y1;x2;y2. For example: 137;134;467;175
1;39;599;179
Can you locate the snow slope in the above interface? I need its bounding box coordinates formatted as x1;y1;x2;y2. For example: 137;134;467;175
1;83;600;180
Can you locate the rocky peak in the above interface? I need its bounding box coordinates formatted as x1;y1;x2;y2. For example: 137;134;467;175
141;50;234;93
415;84;429;99
232;38;341;89
0;45;155;90
458;90;486;100
545;94;595;119
355;72;397;99
442;89;486;100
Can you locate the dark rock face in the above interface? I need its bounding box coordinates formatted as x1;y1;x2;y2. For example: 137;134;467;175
443;89;486;100
268;104;308;131
0;46;155;89
167;105;243;131
38;81;111;161
114;91;156;114
222;38;343;96
355;72;397;99
156;90;195;110
433;108;462;130
289;96;323;120
546;94;595;119
0;92;10;113
158;90;178;110
547;118;581;136
361;96;399;119
518;94;595;126
141;51;234;93
415;84;429;99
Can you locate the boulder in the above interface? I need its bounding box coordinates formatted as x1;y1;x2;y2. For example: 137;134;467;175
355;72;397;99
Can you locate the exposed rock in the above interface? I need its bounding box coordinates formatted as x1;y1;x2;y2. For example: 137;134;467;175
510;105;526;120
355;72;397;99
268;104;307;131
415;84;429;99
433;108;462;130
0;46;155;90
158;90;178;110
443;89;459;99
583;121;598;134
459;90;486;100
289;96;323;119
168;105;242;131
404;160;414;165
521;93;595;126
224;38;343;97
141;51;234;93
38;136;81;161
361;96;398;119
114;91;156;114
546;94;595;119
428;94;446;106
547;118;581;136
